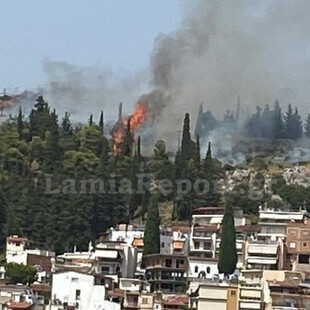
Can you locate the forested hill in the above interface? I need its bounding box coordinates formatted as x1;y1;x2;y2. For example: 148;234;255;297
2;96;309;255
0;97;222;254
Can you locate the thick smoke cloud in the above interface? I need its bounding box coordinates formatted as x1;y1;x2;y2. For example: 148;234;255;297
143;0;310;149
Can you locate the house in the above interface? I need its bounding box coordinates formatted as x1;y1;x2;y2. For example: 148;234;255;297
190;207;256;269
188;257;219;280
258;206;307;240
51;271;120;310
243;239;283;270
286;220;310;273
143;254;188;293
93;241;137;279
0;285;38;310
190;282;238;310
6;236;29;265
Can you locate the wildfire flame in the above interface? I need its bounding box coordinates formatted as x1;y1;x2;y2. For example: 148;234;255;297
111;100;148;155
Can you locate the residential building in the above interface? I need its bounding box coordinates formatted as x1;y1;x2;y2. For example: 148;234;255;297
258;206;307;240
6;236;29;265
286;220;310;273
190;207;252;261
244;239;284;270
144;254;188;293
55;251;94;273
0;285;38;310
93;241;137;279
188;257;218;280
190;282;238;310
51;271;120;310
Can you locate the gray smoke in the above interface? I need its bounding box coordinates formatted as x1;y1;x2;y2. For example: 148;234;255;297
43;60;146;123
143;0;310;150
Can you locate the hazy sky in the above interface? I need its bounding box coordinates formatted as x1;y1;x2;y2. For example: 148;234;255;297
0;0;182;91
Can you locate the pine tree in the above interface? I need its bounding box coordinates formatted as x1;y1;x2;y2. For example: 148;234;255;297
305;114;310;138
62;112;72;133
293;107;303;139
17;107;23;140
218;204;237;276
143;194;160;256
99;111;104;135
284;104;303;140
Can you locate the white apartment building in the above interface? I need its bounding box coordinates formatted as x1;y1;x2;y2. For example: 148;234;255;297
258;206;307;240
52;271;120;310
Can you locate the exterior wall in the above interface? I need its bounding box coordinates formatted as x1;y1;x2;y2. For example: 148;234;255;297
287;224;310;254
188;260;218;279
138;294;153;309
227;287;238;310
52;271;120;310
197;285;236;310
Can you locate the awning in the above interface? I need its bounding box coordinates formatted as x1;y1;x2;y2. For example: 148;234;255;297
247;258;277;265
95;250;118;259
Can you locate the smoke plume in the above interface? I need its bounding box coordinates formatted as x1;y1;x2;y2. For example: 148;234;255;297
142;0;310;149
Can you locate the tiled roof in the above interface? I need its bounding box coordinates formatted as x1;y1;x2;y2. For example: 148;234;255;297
8;302;33;309
27;254;52;272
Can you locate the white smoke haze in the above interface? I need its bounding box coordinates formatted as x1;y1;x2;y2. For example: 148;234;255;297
143;0;310;149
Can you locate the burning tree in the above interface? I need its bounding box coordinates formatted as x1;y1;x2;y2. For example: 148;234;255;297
111;100;147;156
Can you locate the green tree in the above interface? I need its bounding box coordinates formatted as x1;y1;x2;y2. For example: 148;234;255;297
99;111;104;135
5;263;37;284
143;194;160;256
283;104;303;140
218;204;237;276
305;114;310;138
181;113;196;163
17;107;23;140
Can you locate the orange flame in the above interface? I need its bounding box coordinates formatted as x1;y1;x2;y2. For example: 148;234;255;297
111;100;148;154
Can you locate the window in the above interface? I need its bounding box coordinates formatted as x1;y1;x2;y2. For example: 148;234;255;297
142;298;148;304
195;266;199;273
231;290;236;296
165;259;172;268
203;242;211;250
161;242;165;248
75;289;81;300
303;242;308;247
206;267;211;274
101;266;110;274
194;242;200;249
289;242;296;249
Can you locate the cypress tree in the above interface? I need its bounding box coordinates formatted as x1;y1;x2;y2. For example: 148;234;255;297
273;100;283;139
218;204;238;276
89;114;93;126
62;112;72;133
181;113;196;162
143;194;160;256
196;135;201;168
17;107;23;140
99;111;104;135
204;142;212;171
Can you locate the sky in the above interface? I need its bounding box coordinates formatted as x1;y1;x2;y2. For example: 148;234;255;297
0;0;182;92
